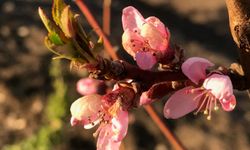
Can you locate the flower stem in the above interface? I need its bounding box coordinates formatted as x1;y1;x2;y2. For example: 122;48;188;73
103;0;111;35
74;1;186;149
144;105;186;150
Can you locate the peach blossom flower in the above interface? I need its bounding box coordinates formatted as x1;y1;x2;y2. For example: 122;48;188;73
70;86;131;150
164;57;236;120
122;6;170;70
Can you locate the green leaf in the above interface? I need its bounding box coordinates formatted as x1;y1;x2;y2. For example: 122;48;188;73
52;0;67;26
38;7;57;34
48;32;64;45
38;7;66;45
60;5;75;38
44;36;71;58
44;36;88;63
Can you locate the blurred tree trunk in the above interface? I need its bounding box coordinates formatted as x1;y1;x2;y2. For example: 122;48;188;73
226;0;250;96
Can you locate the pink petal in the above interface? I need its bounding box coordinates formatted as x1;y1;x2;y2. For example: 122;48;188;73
111;109;129;142
139;92;155;106
219;95;236;111
70;117;79;126
122;6;145;31
70;94;103;129
203;74;233;100
135;51;157;70
140;23;168;51
97;124;121;150
122;29;145;57
164;86;201;119
145;16;169;40
181;57;214;84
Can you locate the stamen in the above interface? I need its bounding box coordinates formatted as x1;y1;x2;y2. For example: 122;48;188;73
204;95;211;115
88;116;91;123
204;110;208;115
207;96;214;120
193;90;208;101
108;101;120;117
186;87;203;94
194;94;209;115
214;100;219;110
93;124;103;138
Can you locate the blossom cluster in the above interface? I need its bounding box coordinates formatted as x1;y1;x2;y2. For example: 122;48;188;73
39;2;237;150
69;7;236;150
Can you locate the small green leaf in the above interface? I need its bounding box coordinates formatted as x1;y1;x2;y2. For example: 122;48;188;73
38;7;57;33
52;0;67;26
44;36;88;62
38;7;66;45
48;32;64;45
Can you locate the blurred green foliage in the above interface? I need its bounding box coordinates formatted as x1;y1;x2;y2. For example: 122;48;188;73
4;60;68;150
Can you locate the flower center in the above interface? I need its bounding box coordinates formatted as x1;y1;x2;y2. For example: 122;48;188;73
188;88;219;120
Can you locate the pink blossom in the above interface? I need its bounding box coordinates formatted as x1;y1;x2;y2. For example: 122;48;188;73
181;57;214;84
76;78;105;95
122;6;170;70
70;94;103;129
70;86;130;150
164;57;236;120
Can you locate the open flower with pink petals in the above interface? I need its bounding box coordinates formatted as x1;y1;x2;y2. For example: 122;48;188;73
164;57;236;120
70;84;135;150
122;6;171;70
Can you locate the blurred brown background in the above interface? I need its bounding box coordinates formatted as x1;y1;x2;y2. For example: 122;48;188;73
0;0;250;150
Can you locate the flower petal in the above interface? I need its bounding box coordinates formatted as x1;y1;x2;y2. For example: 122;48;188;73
70;117;79;126
181;57;214;84
203;74;233;100
164;86;201;119
135;51;157;70
140;23;168;51
70;94;103;128
122;29;145;57
220;95;236;111
122;6;145;31
111;109;129;142
145;16;169;40
97;124;121;150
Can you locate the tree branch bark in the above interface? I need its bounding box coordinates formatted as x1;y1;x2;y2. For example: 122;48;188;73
226;0;250;92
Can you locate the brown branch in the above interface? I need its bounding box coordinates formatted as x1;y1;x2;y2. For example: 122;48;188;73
87;58;187;91
226;0;250;91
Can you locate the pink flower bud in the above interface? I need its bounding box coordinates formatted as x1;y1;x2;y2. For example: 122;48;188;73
76;78;106;95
